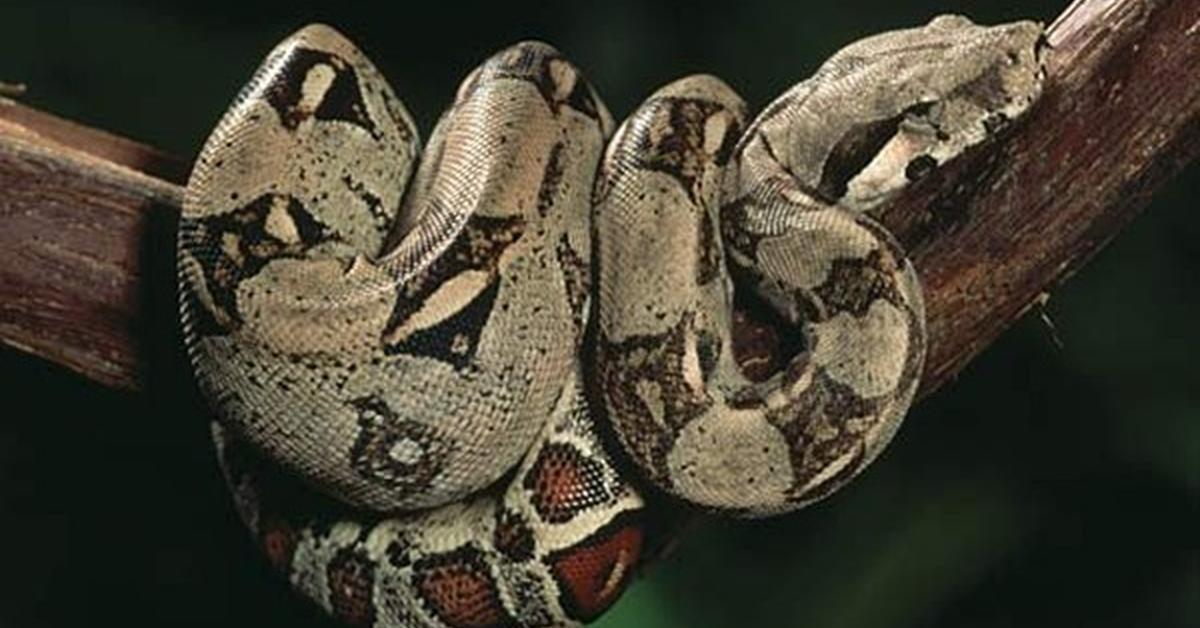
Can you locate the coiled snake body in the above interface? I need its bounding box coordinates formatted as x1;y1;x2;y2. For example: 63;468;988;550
179;16;1044;628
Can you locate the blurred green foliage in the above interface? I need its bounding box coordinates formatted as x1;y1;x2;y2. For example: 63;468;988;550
0;1;1195;627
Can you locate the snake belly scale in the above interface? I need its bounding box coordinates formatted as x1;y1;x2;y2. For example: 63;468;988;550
179;17;1044;628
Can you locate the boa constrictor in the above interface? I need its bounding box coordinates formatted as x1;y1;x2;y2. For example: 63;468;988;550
178;16;1044;628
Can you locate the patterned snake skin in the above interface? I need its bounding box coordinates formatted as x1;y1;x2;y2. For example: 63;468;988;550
179;16;1044;628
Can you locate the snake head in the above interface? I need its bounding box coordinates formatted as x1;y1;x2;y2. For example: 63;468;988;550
742;15;1047;213
827;15;1048;210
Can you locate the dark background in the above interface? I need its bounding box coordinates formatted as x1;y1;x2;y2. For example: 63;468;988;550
1;1;1196;627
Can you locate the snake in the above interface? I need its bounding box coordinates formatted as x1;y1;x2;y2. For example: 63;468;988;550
178;16;1045;628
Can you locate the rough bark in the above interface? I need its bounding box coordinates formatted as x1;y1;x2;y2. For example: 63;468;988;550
0;0;1197;394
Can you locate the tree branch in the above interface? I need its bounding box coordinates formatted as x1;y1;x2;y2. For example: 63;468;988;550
883;0;1200;395
0;0;1197;394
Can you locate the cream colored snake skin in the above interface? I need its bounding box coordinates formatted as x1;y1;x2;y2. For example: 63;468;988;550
179;16;1045;628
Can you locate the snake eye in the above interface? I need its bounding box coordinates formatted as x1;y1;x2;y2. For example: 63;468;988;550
905;154;938;182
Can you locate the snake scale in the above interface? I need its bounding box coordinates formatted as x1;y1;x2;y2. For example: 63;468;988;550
178;16;1044;628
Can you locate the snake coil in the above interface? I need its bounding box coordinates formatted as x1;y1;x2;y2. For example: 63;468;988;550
179;16;1044;627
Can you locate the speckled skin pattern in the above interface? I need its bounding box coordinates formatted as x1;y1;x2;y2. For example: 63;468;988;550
179;16;1044;627
594;16;1045;516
